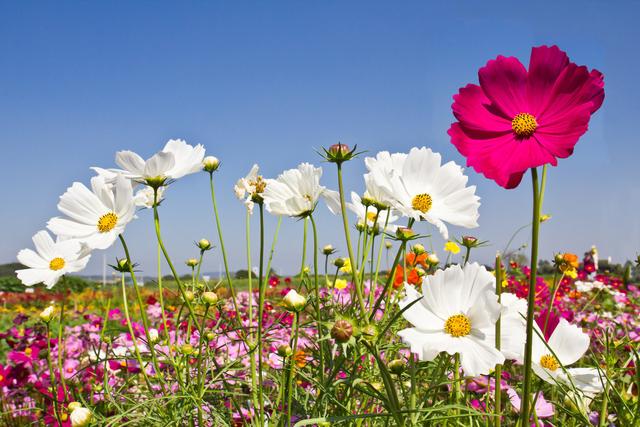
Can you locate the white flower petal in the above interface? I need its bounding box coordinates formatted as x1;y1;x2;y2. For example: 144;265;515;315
548;319;590;367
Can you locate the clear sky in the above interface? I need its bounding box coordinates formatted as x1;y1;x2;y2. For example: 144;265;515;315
1;1;638;279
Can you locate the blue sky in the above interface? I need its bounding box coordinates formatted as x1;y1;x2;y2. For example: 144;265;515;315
1;1;638;278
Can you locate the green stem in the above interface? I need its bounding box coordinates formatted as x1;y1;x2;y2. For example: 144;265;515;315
494;254;503;427
463;247;471;266
208;173;241;320
336;163;367;317
45;323;62;426
256;203;266;426
286;313;300;427
245;210;259;413
119;235;164;385
520;167;543;425
56;282;68;401
300;217;308;277
309;215;325;384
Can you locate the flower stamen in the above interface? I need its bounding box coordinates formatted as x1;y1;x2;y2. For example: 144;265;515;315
512;113;538;137
539;354;560;371
411;193;433;213
444;314;472;337
97;212;118;233
49;257;65;271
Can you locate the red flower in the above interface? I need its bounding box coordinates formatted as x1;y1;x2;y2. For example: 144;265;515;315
449;45;604;188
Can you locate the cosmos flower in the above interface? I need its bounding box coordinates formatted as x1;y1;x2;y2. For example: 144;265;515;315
134;185;165;209
262;163;340;218
347;192;398;232
532;319;604;396
47;174;136;250
448;45;604;189
397;262;505;376
16;231;91;288
234;164;267;214
365;147;480;239
113;139;205;184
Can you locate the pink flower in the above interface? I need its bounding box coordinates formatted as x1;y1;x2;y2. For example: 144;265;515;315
448;45;604;188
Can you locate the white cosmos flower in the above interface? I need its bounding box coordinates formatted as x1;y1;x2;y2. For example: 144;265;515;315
397;262;504;377
113;139;205;183
134;185;165;209
47;174;136;250
16;231;91;289
347;192;398;232
485;292;528;363
262;163;340;217
365;147;480;239
234;164;267;214
531;319;603;396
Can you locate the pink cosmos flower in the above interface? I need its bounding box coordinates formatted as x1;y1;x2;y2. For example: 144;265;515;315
448;45;604;188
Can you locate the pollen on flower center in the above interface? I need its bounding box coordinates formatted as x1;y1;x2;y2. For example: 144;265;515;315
411;193;433;213
444;314;472;337
366;211;378;222
97;212;118;233
539;354;560;371
49;257;65;271
512;113;538;137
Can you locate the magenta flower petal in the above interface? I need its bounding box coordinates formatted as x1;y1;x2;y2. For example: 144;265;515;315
526;45;570;116
478;55;528;118
452;84;512;132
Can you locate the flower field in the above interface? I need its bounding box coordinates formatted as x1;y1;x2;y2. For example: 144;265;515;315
1;45;639;427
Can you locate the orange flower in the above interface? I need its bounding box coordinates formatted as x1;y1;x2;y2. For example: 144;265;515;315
562;253;579;268
394;266;421;288
405;252;427;268
294;350;308;368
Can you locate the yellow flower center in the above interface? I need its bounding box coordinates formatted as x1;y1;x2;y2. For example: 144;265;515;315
49;257;65;271
444;314;472;337
411;193;433;213
512;113;538;137
539;354;560;371
97;212;118;233
366;211;378;222
24;347;32;356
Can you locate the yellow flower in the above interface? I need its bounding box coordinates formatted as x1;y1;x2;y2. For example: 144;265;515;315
334;278;348;290
340;258;352;274
444;241;460;254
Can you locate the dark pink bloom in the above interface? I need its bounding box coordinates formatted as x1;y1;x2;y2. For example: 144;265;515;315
449;45;604;188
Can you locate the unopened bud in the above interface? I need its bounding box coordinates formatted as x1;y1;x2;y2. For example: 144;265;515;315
277;344;293;357
180;344;194;355
412;244;425;255
395;227;415;240
197;239;212;251
331;319;353;343
333;258;345;268
39;305;55;323
185;258;199;268
202;156;220;173
149;328;159;344
202;291;218;305
283;289;306;312
183;291;195;302
388;358;406;375
322;245;336;256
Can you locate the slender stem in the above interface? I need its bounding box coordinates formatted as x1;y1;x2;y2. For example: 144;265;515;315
494;254;503;427
370;242;406;322
286;313;300;427
520;168;542;424
463;247;471;266
245;210;259;413
45;323;62;426
256;203;266;425
453;353;462;407
119;272;154;391
300;217;308;277
543;272;564;335
309;215;325;383
56;282;68;401
336;163;367;316
208;173;241;318
156;242;170;347
119;235;164;384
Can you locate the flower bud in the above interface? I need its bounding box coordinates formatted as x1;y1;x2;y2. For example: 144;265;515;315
277;344;293;357
412;244;425;255
385;241;393;249
330;319;353;343
197;239;212;251
69;405;92;427
355;221;366;232
329;143;350;156
283;290;306;312
540;214;551;223
39;305;55;323
426;253;439;264
323;143;356;164
149;328;159;344
202;156;220;173
68;402;82;412
180;344;194;355
202;291;218;305
205;331;215;341
360;195;376;207
322;245;336;256
185;258;199;268
395;227;415;240
462;236;478;247
388;358;406;375
183;291;195;302
333;258;345;268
